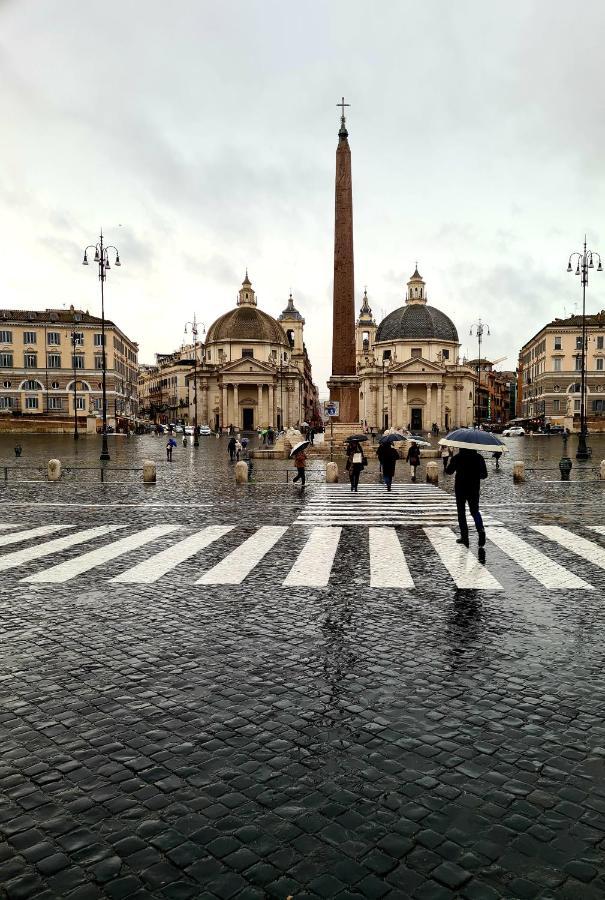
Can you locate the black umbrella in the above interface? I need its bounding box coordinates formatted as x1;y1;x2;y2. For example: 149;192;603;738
439;428;508;452
345;434;368;443
378;432;407;444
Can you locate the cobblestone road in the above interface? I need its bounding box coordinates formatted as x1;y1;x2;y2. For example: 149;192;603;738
1;437;604;899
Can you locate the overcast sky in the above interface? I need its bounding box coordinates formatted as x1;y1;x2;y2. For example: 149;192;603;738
2;0;605;388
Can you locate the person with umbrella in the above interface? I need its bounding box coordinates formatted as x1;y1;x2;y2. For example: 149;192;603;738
290;439;309;486
345;436;367;492
440;428;507;547
377;441;399;492
406;441;421;482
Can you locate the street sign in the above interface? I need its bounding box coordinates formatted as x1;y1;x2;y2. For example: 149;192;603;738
324;400;340;417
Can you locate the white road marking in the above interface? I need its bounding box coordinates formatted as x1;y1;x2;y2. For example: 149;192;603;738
0;525;125;573
197;526;288;585
369;528;414;588
23;525;179;584
0;525;72;548
0;525;17;531
112;526;234;583
487;528;592;590
533;526;605;571
424;527;503;590
589;526;605;535
283;527;341;587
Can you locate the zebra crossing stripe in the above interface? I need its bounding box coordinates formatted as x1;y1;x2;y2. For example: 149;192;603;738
424;527;503;590
0;524;18;531
197;526;288;585
22;525;180;584
1;525;72;547
369;527;414;588
533;526;605;571
487;528;592;589
283;527;341;587
0;525;125;573
112;526;234;583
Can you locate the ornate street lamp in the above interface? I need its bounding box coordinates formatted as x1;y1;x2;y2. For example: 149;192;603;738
470;319;490;426
567;238;602;459
184;315;203;446
82;232;121;461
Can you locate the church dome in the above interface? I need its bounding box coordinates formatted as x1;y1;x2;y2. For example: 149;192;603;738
206;273;289;345
376;304;458;343
375;266;459;343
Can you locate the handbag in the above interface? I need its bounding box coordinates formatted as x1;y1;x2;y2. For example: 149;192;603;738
353;452;362;464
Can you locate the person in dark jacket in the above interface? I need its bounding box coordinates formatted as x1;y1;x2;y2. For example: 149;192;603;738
406;442;421;482
227;436;237;461
377;442;399;492
445;448;488;546
346;440;366;492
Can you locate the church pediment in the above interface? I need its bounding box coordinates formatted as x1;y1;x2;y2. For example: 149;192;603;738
220;357;276;375
389;357;444;375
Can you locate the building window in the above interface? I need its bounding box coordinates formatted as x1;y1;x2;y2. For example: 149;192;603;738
576;336;583;350
3;380;11;388
48;397;62;410
592;399;604;412
411;348;421;358
570;383;581;393
574;399;581;412
51;381;60;389
0;353;13;367
24;380;40;390
72;332;84;346
241;349;254;359
72;355;85;369
554;336;561;350
553;357;561;372
47;354;61;368
595;357;604;370
76;396;86;410
0;397;13;409
92;398;102;411
94;333;104;346
23;331;36;345
597;336;604;350
553;384;560;392
441;349;450;360
94;355;104;370
24;353;37;368
0;331;12;344
575;356;582;371
552;399;560;412
47;332;61;346
25;396;39;409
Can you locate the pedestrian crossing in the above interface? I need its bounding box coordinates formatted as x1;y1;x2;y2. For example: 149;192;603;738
1;520;604;592
294;483;503;526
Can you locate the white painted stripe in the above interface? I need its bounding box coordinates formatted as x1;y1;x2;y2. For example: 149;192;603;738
0;525;16;531
533;526;605;571
23;525;179;584
197;526;287;585
369;528;414;588
0;525;125;573
487;528;592;590
283;527;341;587
112;526;234;583
0;525;72;548
589;526;605;535
424;527;503;590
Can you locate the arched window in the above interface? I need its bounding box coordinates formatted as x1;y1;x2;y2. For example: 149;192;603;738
21;379;43;391
419;288;423;298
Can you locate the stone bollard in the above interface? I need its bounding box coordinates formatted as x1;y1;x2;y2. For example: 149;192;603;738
426;461;439;485
142;459;156;483
47;459;61;481
326;462;339;483
601;460;605;480
513;461;525;483
235;461;248;484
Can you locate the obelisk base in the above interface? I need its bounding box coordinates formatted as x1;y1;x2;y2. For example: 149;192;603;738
327;375;360;425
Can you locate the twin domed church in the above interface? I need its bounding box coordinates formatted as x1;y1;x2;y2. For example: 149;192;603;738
355;267;475;432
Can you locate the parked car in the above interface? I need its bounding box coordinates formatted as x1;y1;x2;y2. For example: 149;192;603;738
502;425;525;436
199;425;212;435
549;425;566;434
184;425;194;436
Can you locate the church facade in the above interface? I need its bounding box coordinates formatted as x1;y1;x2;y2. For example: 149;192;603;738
356;268;475;432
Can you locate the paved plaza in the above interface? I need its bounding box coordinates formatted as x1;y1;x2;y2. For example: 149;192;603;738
1;437;605;899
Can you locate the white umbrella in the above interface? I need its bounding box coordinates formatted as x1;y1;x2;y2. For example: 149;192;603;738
289;440;310;458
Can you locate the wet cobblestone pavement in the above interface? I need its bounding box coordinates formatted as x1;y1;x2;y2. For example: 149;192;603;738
0;435;604;899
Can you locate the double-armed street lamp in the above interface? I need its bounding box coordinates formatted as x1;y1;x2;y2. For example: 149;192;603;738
82;232;121;461
470;319;490;426
184;315;203;446
567;238;602;460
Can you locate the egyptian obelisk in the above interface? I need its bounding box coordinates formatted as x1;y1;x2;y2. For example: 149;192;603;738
327;97;359;424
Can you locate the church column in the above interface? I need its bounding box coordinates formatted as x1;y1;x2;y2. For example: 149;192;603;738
257;384;263;427
436;384;443;430
268;385;275;427
221;383;228;428
402;385;408;430
201;380;209;425
395;385;401;428
233;384;239;430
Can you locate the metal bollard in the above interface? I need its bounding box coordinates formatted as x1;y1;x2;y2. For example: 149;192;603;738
47;459;61;481
142;459;156;483
426;461;439;485
512;461;525;483
235;461;248;484
326;462;339;483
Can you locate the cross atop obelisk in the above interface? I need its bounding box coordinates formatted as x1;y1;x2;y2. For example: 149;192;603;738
337;96;350;137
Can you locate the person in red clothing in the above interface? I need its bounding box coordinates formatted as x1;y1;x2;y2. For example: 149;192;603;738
292;449;307;486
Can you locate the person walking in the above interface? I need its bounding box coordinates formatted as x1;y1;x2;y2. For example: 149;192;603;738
166;436;176;461
446;448;488;547
227;436;236;461
492;450;502;470
377;442;399;492
234;438;242;461
406;441;421;482
346;440;366;493
292;448;307;486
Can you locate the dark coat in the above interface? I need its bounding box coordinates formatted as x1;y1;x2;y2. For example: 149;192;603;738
377;444;399;477
445;449;488;492
406;445;421;465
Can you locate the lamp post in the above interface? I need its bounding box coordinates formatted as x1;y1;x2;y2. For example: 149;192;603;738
470;319;490;426
82;232;121;461
184;315;202;446
70;327;79;440
567;238;602;459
